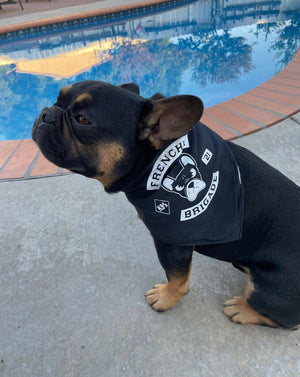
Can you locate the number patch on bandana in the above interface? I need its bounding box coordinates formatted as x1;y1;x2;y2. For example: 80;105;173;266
201;148;213;165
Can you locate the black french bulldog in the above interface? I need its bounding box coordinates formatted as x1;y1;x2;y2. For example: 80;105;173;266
32;80;300;329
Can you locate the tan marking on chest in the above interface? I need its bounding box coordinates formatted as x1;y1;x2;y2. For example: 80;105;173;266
93;142;125;188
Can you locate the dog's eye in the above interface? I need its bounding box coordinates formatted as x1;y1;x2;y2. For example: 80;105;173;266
190;168;196;178
76;114;91;125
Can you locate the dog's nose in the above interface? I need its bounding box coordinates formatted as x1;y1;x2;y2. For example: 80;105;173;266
41;107;56;123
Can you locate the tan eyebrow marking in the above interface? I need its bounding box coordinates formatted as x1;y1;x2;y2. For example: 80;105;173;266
60;84;73;95
75;92;92;104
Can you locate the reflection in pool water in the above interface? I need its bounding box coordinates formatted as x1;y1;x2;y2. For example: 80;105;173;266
0;0;299;140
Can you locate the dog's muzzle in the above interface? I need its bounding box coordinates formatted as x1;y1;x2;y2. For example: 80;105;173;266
32;106;63;143
40;107;57;124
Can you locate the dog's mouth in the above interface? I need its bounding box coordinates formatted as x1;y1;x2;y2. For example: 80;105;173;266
32;107;75;168
32;113;43;143
32;107;100;178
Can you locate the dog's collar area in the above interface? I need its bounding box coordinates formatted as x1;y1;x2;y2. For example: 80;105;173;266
125;123;244;246
104;145;153;193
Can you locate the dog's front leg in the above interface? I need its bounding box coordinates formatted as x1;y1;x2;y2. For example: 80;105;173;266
145;239;193;311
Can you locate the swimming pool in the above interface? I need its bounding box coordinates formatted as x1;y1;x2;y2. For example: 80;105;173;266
0;0;299;140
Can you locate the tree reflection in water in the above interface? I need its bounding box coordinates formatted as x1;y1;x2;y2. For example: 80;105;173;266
0;1;299;140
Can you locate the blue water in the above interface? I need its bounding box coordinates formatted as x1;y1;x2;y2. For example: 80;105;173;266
0;0;299;140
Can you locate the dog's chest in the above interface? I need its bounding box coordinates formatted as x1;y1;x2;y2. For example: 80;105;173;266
126;124;243;246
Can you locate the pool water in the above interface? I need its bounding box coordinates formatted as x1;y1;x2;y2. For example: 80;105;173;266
0;0;299;140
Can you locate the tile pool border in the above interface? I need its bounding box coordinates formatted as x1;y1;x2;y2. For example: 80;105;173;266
0;6;299;181
0;0;196;39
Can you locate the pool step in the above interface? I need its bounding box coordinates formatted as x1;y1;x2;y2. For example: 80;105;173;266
0;47;299;181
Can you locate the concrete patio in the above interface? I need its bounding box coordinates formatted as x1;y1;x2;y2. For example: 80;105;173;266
1;0;300;375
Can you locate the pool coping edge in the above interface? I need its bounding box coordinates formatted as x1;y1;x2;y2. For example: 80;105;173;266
0;3;299;182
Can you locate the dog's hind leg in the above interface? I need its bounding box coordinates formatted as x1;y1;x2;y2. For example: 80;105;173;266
224;259;300;329
223;278;278;327
145;240;193;312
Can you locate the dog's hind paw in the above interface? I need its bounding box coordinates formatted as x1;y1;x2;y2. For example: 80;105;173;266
223;296;275;327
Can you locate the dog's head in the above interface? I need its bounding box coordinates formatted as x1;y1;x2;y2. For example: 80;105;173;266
32;80;203;191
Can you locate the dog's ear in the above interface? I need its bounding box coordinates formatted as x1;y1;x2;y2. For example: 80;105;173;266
180;155;195;167
162;177;175;192
139;95;203;149
118;82;140;95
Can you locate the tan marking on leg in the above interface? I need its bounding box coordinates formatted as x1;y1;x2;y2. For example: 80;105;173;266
224;277;276;327
240;266;251;275
145;262;192;312
93;142;125;188
224;297;276;327
245;277;254;300
75;92;92;104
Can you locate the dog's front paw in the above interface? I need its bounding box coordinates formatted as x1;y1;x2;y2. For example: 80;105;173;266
145;284;179;312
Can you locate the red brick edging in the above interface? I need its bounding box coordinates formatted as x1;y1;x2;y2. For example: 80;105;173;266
201;48;300;140
0;30;299;181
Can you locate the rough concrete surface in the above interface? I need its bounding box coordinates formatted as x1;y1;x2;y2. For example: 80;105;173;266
0;117;300;377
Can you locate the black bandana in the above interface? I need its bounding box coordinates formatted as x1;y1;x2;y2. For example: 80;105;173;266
125;123;243;246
